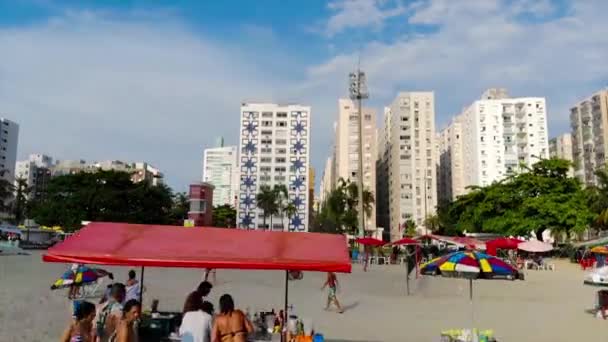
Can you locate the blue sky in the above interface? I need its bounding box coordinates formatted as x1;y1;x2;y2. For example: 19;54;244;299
2;0;608;191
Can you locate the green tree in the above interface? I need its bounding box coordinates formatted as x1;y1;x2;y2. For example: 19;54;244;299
442;158;593;241
29;170;174;231
12;178;31;224
404;219;417;237
423;214;440;233
284;202;298;232
170;192;189;225
272;184;289;231
213;204;236;228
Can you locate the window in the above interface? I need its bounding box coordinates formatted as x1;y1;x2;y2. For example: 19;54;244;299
189;200;206;213
276;139;287;145
260;157;272;163
276;148;286;154
277;112;287;118
276;157;286;163
261;121;273;127
262;112;273;118
261;139;272;145
364;114;371;121
277;121;287;127
260;166;271;172
275;166;286;172
261;130;272;135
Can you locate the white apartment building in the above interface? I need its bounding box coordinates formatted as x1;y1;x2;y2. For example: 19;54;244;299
0;118;19;183
237;103;311;231
319;156;334;204
440;89;548;192
549;133;574;177
203;142;239;207
377;92;437;241
570;89;608;185
15;154;54;198
333;99;377;231
437;118;465;203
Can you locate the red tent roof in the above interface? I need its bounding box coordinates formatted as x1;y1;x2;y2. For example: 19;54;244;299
353;237;385;247
43;222;351;273
486;237;523;256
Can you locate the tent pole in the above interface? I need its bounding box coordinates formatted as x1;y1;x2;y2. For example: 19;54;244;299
139;266;145;305
406;256;410;296
470;278;474;334
282;270;289;342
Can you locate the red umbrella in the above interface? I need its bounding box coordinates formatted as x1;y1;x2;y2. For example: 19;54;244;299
391;237;420;245
354;237;386;247
486;237;523;256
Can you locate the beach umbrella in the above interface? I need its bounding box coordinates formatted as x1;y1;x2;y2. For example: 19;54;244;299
420;250;523;331
486;237;523;256
518;240;553;253
354;237;385;247
590;246;608;255
51;265;109;289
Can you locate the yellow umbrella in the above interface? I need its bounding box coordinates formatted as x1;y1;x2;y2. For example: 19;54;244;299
591;246;608;255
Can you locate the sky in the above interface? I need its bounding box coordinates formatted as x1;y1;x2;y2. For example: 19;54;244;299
2;0;608;192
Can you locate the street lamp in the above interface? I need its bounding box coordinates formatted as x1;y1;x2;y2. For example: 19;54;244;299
349;69;369;237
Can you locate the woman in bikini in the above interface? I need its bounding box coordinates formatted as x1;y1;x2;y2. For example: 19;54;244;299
211;294;253;342
60;301;96;342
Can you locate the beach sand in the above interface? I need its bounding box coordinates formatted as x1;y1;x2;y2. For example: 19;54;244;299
0;252;605;341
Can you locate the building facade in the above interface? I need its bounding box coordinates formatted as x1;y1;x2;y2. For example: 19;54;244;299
570;89;608;185
187;182;214;226
549;133;574;177
0;118;19;183
319;156;335;204
50;159;163;185
437;118;465;203
237;103;311;231
376;92;437;241
440;89;549;192
15;154;54;199
333;98;377;231
203;142;239;207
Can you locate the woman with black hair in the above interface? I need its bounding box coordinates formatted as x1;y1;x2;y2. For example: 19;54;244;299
115;299;141;342
211;294;253;342
61;301;96;342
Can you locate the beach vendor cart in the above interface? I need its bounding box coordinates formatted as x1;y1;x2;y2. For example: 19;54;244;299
43;222;351;342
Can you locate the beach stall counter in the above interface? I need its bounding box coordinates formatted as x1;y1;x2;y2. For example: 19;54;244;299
43;222;352;342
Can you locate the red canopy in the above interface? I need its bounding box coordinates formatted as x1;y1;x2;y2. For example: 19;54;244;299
43;222;351;273
486;237;523;256
353;237;385;247
390;237;420;246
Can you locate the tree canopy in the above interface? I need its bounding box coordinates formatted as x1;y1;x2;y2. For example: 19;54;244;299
439;158;594;241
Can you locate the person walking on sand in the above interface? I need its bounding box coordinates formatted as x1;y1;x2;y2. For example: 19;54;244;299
321;272;344;313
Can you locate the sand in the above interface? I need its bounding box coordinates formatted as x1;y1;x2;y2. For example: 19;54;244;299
0;251;605;341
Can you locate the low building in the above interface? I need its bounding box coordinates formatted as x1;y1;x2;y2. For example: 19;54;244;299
188;182;214;227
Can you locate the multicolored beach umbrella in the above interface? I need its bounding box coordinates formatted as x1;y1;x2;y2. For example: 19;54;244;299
51;265;109;289
420;250;522;280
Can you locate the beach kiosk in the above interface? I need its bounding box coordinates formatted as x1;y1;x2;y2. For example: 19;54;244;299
43;222;351;341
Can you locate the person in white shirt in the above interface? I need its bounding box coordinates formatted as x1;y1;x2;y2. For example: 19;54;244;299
180;299;214;342
125;270;141;302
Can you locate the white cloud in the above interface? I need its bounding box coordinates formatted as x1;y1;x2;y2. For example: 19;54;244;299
324;0;407;37
309;0;608;134
1;11;289;189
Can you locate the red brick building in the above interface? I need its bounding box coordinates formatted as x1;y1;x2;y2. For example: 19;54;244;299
187;182;214;227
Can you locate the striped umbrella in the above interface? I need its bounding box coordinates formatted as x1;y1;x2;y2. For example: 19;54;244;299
51;265;109;289
420;250;523;333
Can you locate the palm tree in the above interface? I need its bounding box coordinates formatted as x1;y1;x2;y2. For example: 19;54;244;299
272;184;289;231
256;185;276;230
423;214;440;233
284;202;297;232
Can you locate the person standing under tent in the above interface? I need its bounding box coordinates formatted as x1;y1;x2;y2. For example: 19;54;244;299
321;272;344;313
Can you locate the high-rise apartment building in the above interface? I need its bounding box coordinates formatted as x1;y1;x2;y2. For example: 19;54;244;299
549;133;574;177
437;118;465;203
439;89;548;192
570;89;608;185
377;92;437;241
237;103;311;231
319;156;335;204
0;118;19;183
203;139;239;207
15;154;54;199
333;99;377;231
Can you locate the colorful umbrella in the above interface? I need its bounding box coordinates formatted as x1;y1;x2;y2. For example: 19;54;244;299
518;240;553;253
354;237;385;247
51;265;109;289
420;250;523;332
591;246;608;255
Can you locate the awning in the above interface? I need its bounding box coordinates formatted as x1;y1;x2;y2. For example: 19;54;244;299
43;222;351;273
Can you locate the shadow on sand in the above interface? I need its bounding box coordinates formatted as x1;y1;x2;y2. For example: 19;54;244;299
341;301;359;312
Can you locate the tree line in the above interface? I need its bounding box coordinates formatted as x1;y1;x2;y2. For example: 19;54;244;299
2;170;236;232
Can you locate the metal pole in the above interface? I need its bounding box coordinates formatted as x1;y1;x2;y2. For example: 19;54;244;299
357;81;365;237
282;270;289;342
470;278;474;333
424;177;428;236
405;256;410;296
139;266;145;305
